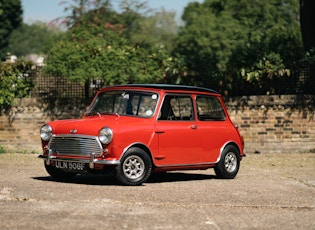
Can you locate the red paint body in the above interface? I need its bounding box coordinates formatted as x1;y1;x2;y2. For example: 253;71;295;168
40;84;244;175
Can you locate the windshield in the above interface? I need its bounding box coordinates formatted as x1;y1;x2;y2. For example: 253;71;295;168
87;90;159;118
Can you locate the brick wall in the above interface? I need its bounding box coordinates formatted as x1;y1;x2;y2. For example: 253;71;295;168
0;95;314;154
226;95;315;154
0;98;88;153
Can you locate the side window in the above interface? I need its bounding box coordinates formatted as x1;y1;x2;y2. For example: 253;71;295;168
196;96;226;121
159;95;194;121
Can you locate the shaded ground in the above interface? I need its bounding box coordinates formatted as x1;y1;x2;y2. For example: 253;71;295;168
0;153;314;229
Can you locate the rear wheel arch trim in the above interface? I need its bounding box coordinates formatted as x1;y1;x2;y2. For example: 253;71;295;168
217;141;241;163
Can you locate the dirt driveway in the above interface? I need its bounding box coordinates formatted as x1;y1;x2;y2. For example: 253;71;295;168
0;153;314;229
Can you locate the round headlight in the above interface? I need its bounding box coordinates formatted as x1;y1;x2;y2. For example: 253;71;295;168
40;124;52;141
99;127;113;144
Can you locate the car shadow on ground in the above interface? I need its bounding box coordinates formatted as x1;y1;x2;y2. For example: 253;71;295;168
149;172;216;183
33;171;216;186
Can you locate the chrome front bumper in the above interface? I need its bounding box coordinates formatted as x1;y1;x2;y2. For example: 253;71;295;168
38;150;120;169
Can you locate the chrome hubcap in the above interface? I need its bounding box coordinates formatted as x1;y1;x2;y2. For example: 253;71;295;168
224;152;237;173
123;155;145;180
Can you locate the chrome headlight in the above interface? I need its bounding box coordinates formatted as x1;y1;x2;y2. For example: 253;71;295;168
40;124;52;141
99;127;113;144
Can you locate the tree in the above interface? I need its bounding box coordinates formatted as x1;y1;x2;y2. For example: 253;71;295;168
176;0;304;95
128;8;179;51
229;0;304;95
44;23;184;97
51;0;113;28
44;0;185;97
176;1;243;87
51;0;178;53
7;22;62;57
300;0;315;52
0;0;23;60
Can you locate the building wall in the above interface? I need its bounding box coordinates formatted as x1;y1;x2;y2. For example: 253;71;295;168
0;95;314;154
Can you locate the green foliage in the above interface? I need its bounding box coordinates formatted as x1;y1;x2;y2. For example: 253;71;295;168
176;0;304;95
0;145;6;154
7;22;63;57
241;53;290;82
56;0;178;53
30;0;308;96
305;48;315;64
0;0;23;60
0;61;34;109
51;0;114;28
44;0;185;87
128;9;178;51
44;22;185;85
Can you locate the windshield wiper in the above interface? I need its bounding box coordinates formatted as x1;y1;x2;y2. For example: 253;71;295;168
86;111;119;117
85;111;101;117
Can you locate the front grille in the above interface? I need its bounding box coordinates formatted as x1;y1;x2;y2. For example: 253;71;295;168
49;135;102;156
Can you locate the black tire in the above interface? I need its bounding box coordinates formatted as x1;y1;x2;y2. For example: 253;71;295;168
214;145;240;179
44;163;76;182
115;147;152;186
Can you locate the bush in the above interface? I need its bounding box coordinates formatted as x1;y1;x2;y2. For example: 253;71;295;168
0;61;34;111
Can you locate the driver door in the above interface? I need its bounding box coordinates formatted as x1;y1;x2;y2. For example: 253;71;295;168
154;94;201;166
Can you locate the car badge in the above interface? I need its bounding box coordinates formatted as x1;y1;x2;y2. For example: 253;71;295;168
70;129;77;134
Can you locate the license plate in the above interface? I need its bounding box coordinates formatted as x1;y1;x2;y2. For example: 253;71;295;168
55;161;85;171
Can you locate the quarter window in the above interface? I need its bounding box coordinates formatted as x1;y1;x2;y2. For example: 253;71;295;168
196;96;226;121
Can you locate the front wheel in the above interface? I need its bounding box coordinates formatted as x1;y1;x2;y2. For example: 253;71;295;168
214;145;240;179
115;147;152;186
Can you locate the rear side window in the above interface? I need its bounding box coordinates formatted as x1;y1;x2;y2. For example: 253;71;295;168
196;96;226;121
159;95;194;121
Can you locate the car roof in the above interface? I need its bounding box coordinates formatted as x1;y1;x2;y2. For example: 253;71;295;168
103;84;220;94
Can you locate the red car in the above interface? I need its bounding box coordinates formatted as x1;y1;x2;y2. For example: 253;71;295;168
39;84;245;185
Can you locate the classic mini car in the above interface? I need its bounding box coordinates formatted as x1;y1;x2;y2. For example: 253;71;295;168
39;84;245;185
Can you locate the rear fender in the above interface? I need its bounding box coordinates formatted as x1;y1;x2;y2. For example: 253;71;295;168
217;141;242;163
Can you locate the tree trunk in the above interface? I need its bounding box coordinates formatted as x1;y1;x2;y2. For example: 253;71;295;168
300;0;315;51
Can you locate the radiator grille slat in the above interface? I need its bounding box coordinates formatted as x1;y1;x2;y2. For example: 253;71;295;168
49;135;102;156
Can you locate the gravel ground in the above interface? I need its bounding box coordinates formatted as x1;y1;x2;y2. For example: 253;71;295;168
0;153;314;230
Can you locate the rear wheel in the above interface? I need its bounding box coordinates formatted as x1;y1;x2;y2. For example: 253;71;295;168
44;163;76;182
214;145;240;179
115;147;152;186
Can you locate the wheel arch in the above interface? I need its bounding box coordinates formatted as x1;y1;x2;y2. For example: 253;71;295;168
121;142;155;165
217;141;242;163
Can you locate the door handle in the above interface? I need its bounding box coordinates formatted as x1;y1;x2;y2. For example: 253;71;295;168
190;124;197;129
